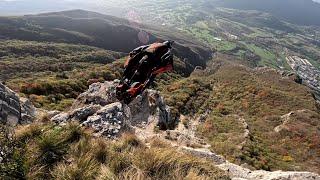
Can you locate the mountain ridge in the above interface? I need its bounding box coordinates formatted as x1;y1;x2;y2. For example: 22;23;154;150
214;0;320;26
0;9;212;67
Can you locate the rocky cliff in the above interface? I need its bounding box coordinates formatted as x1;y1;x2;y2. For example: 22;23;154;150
0;83;35;126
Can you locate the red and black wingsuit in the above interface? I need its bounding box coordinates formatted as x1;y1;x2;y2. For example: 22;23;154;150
116;40;174;104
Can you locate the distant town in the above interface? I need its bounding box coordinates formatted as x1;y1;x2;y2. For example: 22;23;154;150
286;56;320;99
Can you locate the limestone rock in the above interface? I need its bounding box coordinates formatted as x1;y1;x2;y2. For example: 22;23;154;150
20;97;36;124
0;83;35;126
82;102;129;137
72;81;118;108
51;81;176;138
51;112;69;124
129;90;174;129
182;146;226;164
69;104;101;122
247;170;320;180
205;151;320;180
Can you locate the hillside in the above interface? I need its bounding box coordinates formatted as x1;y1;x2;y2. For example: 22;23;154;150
0;10;213;111
157;56;320;173
1;8;320;180
0;40;126;111
1;61;319;179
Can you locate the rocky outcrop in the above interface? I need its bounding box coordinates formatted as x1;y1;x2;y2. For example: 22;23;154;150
0;83;35;126
218;161;320;180
129;89;174;129
81;102;129;138
20;97;36;123
182;147;226;164
181;146;320;180
0;83;20;125
136;109;320;180
71;81;118;108
51;81;174;138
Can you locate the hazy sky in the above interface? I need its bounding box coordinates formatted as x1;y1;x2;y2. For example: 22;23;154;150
0;0;320;16
0;0;109;15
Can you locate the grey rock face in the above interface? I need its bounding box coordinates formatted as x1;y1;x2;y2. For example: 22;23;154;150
182;147;226;164
72;81;118;108
47;110;61;119
51;112;70;124
20;97;36;124
82;102;129;137
51;81;174;138
219;161;320;180
69;104;101;122
182;146;320;180
129;90;173;129
0;83;35;126
51;82;128;138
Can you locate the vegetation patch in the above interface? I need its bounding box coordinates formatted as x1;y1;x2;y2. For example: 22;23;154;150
158;61;319;173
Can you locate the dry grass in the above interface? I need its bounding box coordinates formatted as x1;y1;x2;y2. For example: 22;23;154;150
52;155;100;180
2;122;229;179
15;123;43;142
131;148;228;179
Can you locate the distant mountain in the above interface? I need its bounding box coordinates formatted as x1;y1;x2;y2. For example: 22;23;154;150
1;0;320;27
214;0;320;26
0;10;212;67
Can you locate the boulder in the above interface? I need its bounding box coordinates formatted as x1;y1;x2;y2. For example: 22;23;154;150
69;104;101;122
0;83;35;126
82;102;130;137
51;82;130;138
129;90;174;129
20;97;36;124
72;81;118;108
182;146;226;164
51;112;70;124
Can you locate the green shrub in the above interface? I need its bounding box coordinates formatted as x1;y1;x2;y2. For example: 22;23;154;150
36;129;68;165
